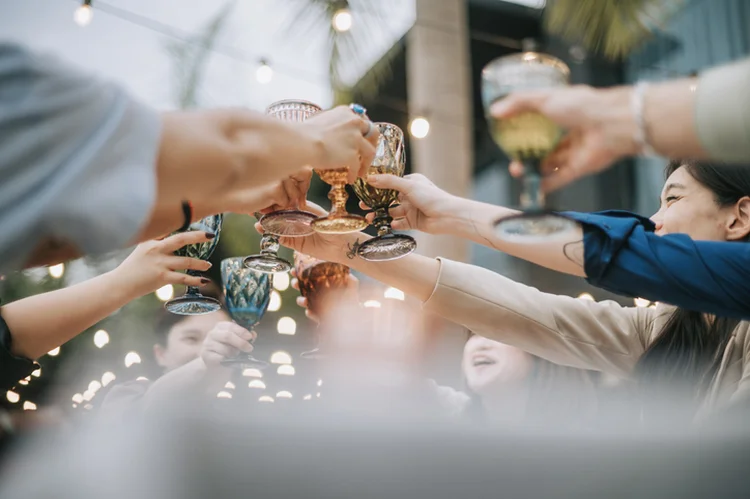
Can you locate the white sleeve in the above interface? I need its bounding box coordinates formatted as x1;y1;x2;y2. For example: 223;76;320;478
0;43;160;271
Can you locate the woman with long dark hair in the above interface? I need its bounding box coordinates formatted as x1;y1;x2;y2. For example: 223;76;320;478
266;159;750;423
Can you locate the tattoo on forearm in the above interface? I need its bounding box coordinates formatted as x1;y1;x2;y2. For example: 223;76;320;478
563;240;585;268
346;240;361;260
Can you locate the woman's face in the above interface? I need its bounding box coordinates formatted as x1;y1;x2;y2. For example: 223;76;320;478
462;335;534;396
650;166;733;241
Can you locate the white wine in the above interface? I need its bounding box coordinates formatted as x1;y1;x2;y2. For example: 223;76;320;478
488;108;562;161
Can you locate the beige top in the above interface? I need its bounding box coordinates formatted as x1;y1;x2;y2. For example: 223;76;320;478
423;259;750;418
696;58;750;163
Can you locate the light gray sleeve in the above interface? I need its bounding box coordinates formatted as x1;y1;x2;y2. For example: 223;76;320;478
695;57;750;163
0;43;161;272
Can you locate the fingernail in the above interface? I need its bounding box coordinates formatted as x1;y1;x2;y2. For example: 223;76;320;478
200;278;211;284
205;262;213;268
205;232;217;239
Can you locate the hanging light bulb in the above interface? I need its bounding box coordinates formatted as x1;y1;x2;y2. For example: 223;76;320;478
93;329;109;348
363;300;381;309
634;297;651;308
23;401;37;411
248;379;266;389
155;284;174;302
256;59;273;84
224;381;236;390
6;391;19;403
31;367;41;378
268;291;282;312
48;347;61;357
273;272;290;291
74;0;93;27
72;393;84;404
577;292;595;301
48;263;65;279
88;380;102;393
258;395;274;403
277;317;296;335
332;6;353;32
276;391;292;399
216;391;233;399
409;117;430;139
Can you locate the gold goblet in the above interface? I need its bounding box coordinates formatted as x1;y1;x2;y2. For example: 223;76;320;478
294;252;351;359
352;122;416;261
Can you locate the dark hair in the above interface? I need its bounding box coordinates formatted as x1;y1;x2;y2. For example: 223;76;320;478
635;159;749;414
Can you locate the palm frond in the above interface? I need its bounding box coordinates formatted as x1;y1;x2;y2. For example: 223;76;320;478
165;0;237;109
544;0;686;60
278;0;398;102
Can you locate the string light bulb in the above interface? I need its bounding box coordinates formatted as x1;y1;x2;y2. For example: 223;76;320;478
277;364;295;376
23;401;37;411
384;287;405;301
268;291;282;312
270;351;292;364
256;59;273;84
248;380;266;389
332;6;353;32
258;395;274;403
155;284;174;302
74;0;93;27
93;329;109;348
31;367;41;378
634;297;651;308
276;391;292;399
216;391;232;399
124;351;142;367
101;371;116;387
409;117;430;139
577;292;595;301
48;347;61;357
6;391;19;403
277;317;296;335
72;393;84;404
273;272;290;291
242;368;263;378
363;300;381;309
48;263;65;279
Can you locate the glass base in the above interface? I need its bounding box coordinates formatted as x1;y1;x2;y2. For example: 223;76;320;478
260;210;317;237
243;254;293;274
300;348;325;360
357;234;417;261
311;214;368;234
220;354;269;369
164;295;222;316
493;211;580;243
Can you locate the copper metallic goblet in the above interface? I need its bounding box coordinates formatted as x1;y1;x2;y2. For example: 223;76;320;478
309;105;370;235
244;100;323;273
294;252;351;359
352;122;416;261
482;51;579;243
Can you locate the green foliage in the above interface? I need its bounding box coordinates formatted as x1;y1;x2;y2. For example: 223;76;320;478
544;0;686;59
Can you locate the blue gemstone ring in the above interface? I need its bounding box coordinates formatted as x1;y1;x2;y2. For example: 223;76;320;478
349;103;367;116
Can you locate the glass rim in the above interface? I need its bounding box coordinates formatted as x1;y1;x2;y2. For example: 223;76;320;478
265;99;323;113
482;51;571;77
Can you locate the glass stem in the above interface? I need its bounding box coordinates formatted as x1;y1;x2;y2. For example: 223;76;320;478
259;233;280;256
328;183;349;218
372;207;393;238
521;158;545;211
185;269;202;296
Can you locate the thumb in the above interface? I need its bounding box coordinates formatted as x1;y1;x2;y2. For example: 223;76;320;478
490;91;547;119
367;174;409;192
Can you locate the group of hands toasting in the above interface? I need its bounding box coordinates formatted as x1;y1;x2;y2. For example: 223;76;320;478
146;49;641;370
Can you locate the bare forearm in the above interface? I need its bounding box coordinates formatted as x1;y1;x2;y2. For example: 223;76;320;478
141;358;229;411
1;270;137;359
431;197;586;277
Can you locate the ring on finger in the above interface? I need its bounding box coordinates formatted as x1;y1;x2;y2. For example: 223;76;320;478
363;120;376;138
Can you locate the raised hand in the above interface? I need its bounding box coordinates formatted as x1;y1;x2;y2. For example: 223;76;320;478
200;321;257;369
360;173;460;235
300;105;380;183
114;231;215;296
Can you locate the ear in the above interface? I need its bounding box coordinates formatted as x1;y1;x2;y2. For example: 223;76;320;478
727;196;750;241
153;344;167;368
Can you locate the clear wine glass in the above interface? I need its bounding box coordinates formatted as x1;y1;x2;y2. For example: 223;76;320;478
164;214;223;315
219;257;272;369
294;252;350;359
352;122;416;261
244;100;323;273
482;52;579;242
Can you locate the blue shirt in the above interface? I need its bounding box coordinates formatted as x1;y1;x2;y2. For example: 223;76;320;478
563;210;750;320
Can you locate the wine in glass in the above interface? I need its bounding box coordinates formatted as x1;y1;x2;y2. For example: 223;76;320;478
294;252;350;359
482;51;579;242
165;214;223;315
245;100;323;273
352;122;416;261
219;257;272;369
